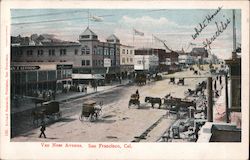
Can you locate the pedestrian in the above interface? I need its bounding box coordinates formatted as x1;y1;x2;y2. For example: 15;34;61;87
39;121;47;138
214;80;217;91
219;76;222;85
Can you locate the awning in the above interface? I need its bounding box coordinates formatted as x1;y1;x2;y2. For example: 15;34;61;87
93;74;105;79
72;74;104;80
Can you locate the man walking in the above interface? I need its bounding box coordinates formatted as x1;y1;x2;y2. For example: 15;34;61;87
39;121;47;138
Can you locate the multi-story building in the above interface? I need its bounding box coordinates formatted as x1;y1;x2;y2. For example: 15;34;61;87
11;27;135;95
134;54;159;73
119;44;134;78
135;48;179;72
11;62;72;97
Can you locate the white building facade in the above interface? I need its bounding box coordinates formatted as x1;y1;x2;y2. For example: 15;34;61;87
134;55;159;71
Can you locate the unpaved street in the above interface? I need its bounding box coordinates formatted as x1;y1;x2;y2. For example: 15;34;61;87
12;69;207;142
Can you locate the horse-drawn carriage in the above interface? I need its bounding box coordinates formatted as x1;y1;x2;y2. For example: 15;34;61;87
163;96;196;114
128;93;140;108
32;100;61;125
135;74;147;85
79;100;102;121
177;78;185;85
184;81;207;97
169;77;175;84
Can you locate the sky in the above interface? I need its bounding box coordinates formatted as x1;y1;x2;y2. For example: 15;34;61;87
11;9;241;59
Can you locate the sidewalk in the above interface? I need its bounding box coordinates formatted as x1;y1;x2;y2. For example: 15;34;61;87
11;80;130;114
213;83;227;122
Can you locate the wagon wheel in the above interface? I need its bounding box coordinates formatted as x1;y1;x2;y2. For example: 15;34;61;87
89;113;96;122
137;101;140;109
79;114;84;121
128;101;131;108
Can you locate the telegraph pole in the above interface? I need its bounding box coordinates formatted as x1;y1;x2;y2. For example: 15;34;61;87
207;77;213;122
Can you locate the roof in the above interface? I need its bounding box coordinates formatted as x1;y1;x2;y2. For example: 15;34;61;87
80;27;97;36
106;34;120;41
191;47;208;54
11;41;81;47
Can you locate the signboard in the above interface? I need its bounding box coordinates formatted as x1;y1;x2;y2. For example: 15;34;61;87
57;64;73;70
11;66;40;71
104;58;111;67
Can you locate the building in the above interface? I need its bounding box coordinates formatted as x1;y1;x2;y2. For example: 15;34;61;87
134;55;159;73
11;27;135;89
135;48;179;73
11;62;73;97
178;54;195;66
189;47;209;64
119;44;135;78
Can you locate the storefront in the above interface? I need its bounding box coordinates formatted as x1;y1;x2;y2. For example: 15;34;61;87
11;63;72;97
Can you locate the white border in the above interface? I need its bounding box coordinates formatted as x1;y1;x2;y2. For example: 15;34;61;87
1;1;249;159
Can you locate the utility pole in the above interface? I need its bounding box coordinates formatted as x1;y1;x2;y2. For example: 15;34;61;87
232;9;237;59
207;77;213;122
225;74;229;123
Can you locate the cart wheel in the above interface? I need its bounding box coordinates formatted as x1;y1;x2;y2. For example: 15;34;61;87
79;114;83;121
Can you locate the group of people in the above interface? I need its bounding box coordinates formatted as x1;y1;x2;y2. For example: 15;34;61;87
214;75;223;98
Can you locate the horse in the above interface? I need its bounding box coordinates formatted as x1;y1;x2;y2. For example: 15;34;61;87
169;77;175;84
145;97;162;109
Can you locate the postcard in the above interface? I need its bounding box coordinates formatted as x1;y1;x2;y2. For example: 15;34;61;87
0;0;249;159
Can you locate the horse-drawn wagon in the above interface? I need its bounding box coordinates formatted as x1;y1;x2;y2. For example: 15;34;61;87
79;100;102;121
163;96;196;114
31;100;61;125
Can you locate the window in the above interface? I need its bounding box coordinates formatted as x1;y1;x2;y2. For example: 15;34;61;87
130;58;133;63
18;50;23;56
86;60;90;66
37;50;44;56
122;58;125;63
75;49;78;55
82;60;85;66
97;48;101;55
49;49;55;56
27;50;33;56
81;47;85;55
110;49;114;55
127;50;129;54
104;48;109;55
122;49;125;54
81;35;90;39
92;35;97;39
86;47;90;54
60;49;66;56
138;60;142;64
130;50;133;54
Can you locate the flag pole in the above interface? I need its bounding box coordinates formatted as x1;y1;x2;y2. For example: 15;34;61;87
88;9;90;27
133;28;135;47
